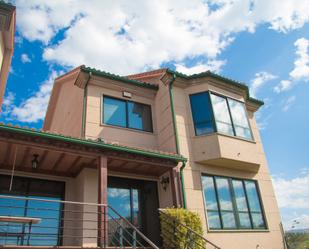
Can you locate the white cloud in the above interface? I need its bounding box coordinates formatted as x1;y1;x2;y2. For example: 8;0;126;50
272;172;309;209
1;92;15;115
175;59;226;74
9;70;61;123
20;53;31;63
290;38;309;81
274;80;293;93
13;0;309;74
282;95;296;112
250;71;277;97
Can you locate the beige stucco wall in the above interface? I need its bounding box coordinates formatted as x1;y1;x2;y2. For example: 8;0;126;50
0;32;4;72
173;81;285;249
47;79;84;137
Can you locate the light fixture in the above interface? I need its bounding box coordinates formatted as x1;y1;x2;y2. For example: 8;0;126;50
160;176;170;191
31;154;39;169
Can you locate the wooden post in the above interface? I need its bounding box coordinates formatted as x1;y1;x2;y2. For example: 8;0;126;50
170;168;181;207
98;156;108;248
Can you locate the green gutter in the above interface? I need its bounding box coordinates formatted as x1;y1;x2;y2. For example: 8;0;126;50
168;73;187;208
81;72;92;138
166;68;264;106
0;123;186;162
81;66;159;90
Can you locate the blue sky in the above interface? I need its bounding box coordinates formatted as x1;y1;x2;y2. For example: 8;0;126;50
1;0;309;230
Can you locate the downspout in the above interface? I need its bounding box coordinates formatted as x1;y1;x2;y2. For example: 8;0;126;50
168;73;187;208
81;72;92;138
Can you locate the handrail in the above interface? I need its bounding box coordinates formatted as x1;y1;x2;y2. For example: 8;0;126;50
0;194;107;207
108;204;160;249
159;209;221;249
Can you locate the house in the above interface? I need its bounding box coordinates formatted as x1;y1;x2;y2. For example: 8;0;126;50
0;1;15;110
0;2;285;248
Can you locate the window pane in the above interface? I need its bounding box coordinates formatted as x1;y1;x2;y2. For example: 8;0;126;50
104;97;126;127
239;212;252;228
202;176;218;210
210;94;234;136
128;102;152;132
215;177;233;211
228;99;252;139
232;180;248;212
244;181;262;212
190;93;215;135
251;213;266;229
221;211;236;229
207;211;221;229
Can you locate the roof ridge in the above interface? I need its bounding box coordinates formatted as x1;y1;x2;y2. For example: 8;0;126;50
81;66;159;90
126;68;168;80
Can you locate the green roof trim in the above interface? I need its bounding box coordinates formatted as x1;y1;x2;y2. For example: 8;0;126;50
166;69;264;106
0;123;186;162
81;66;159;90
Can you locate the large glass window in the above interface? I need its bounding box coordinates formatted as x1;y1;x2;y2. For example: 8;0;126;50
190;92;215;135
103;96;153;132
189;91;253;140
202;175;266;230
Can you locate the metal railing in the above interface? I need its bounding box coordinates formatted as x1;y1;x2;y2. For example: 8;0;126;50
0;195;159;248
159;209;221;249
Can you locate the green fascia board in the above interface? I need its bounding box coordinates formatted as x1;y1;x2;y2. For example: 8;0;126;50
0;123;186;162
81;66;159;90
166;69;264;106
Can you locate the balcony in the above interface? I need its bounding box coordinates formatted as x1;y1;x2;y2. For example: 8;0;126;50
192;133;260;172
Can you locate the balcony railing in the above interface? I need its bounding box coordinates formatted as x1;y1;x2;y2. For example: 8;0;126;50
0;195;159;249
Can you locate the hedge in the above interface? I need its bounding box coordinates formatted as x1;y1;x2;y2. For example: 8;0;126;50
160;208;205;249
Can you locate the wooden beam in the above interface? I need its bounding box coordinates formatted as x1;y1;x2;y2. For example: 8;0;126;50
67;156;82;172
98;156;108;247
3;143;12;165
52;153;66;171
39;150;49;168
20;147;31;167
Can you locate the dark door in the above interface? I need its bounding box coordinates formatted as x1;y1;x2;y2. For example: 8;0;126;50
107;176;160;246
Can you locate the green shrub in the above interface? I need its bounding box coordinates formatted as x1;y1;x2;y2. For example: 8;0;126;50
160;208;206;249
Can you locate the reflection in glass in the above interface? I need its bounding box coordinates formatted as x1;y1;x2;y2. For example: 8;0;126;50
228;99;252;139
103;97;126;127
190;92;215;135
244;181;262;212
207;211;221;229
202;176;218;210
210;94;234;136
128;102;152;132
251;213;265;229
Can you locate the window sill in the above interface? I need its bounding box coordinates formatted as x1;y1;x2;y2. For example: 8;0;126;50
192;132;256;144
207;228;269;233
100;123;156;135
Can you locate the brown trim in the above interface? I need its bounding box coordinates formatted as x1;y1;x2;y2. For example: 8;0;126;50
98;156;107;247
52;153;66;171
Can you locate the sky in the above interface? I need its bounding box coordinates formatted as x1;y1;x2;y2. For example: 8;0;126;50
0;0;309;231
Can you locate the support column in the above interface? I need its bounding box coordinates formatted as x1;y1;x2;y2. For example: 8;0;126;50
170;168;182;208
98;155;108;248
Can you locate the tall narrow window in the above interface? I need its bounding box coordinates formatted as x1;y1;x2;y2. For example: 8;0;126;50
210;94;234;136
190;92;215;135
228;98;252;139
202;175;266;230
103;96;153;132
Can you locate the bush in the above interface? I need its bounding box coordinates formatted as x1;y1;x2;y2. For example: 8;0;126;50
160;208;205;249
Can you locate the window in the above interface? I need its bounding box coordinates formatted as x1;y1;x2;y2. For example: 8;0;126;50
190;92;215;135
103;96;153;132
201;175;266;230
189;91;252;140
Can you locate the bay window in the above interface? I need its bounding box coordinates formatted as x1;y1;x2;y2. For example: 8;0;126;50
190;92;253;140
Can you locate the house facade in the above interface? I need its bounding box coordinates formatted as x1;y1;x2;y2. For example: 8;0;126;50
40;65;284;249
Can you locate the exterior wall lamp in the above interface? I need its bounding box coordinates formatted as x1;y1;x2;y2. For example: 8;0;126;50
31;154;39;169
160;176;170;191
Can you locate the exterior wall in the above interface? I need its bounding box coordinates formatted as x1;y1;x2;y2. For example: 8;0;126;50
0;32;4;72
47;78;84;137
85;77;158;150
173;81;285;249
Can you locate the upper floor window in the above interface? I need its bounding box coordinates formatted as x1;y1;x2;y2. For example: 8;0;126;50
201;175;267;230
103;96;153;132
190;92;253;140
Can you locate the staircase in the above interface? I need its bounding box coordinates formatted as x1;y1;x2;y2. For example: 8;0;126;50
159;209;221;249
